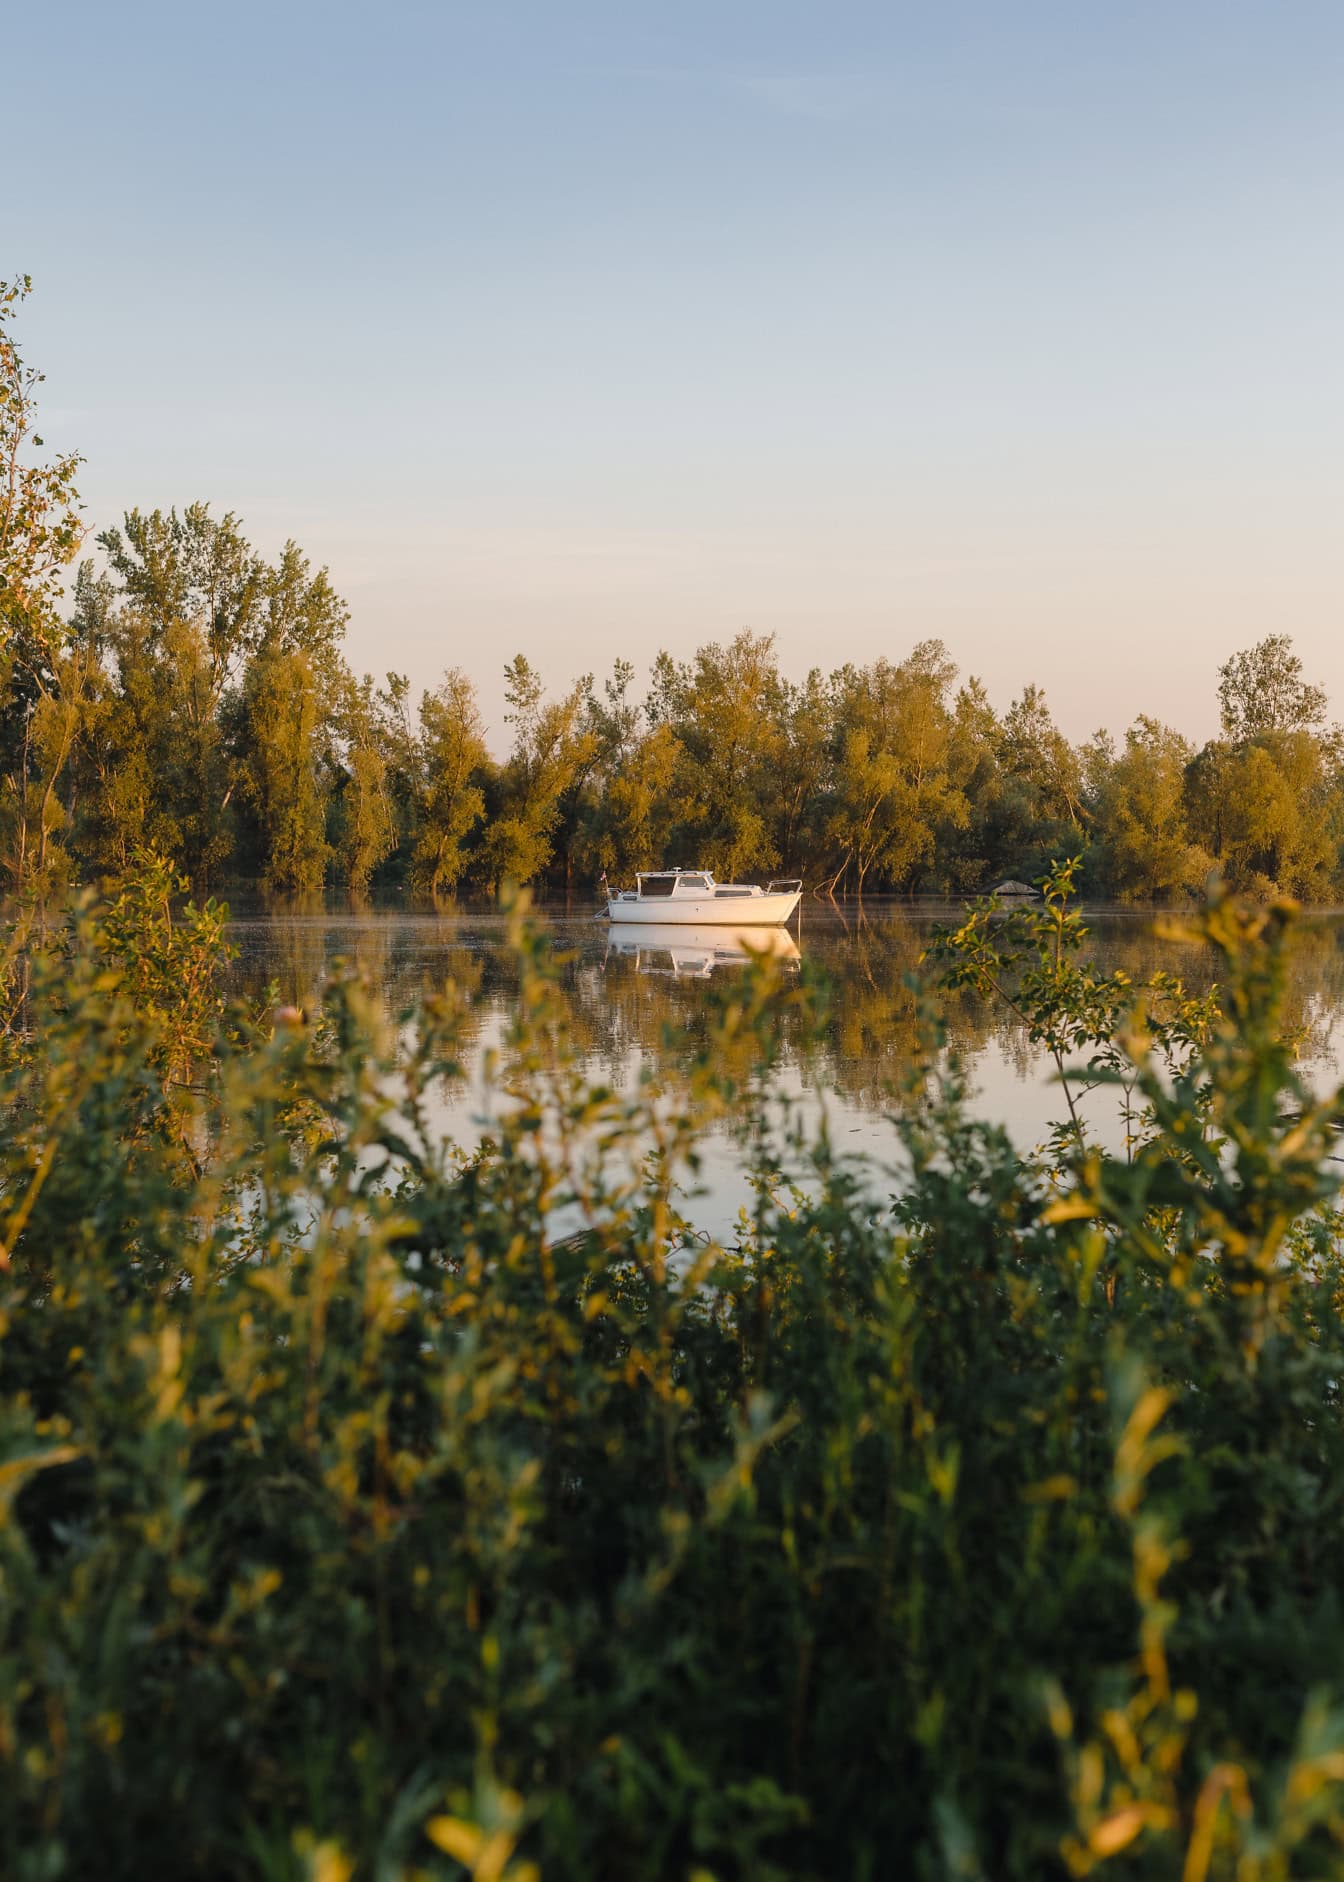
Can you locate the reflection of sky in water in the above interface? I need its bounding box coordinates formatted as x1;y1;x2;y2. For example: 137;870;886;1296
224;901;1344;1242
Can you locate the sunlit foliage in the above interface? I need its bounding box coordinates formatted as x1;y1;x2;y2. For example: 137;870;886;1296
5;861;1344;1878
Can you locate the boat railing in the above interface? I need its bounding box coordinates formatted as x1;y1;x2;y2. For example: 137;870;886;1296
765;878;803;894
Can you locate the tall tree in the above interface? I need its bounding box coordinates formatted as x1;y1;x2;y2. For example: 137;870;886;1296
776;667;836;876
88;514;351;888
93;506;266;885
824;642;965;894
0;278;84;648
371;672;422;869
98;503;263;696
479;656;595;889
1187;730;1341;899
1218;635;1328;742
333;673;397;894
1093;717;1206;900
651;630;786;879
1189;639;1342;897
0;277;88;892
939;677;1003;890
238;647;330;893
962;683;1089;884
573;661;679;880
412;668;490;894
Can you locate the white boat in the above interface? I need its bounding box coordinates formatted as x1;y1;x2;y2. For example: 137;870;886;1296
606;923;801;978
605;869;803;926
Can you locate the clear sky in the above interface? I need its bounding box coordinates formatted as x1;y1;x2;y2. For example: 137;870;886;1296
9;0;1342;749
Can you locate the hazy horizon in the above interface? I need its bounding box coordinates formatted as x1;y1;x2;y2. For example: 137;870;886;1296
11;0;1342;749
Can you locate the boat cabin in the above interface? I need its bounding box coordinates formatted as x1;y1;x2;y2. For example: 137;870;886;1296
635;871;713;898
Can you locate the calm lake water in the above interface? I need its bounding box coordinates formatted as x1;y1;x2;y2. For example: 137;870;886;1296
225;899;1344;1238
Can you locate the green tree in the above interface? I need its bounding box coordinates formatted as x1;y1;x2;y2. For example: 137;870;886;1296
97;502;263;695
824;641;965;895
1188;732;1341;899
0;277;88;893
965;682;1089;886
479;655;595;889
1218;634;1328;742
253;539;349;675
1000;682;1086;828
572;659;680;881
370;671;421;871
85;512;352;889
1187;640;1343;899
238;646;330;892
93;505;266;884
938;675;1003;890
333;673;397;893
776;666;835;877
413;667;491;894
1094;716;1208;900
649;630;786;879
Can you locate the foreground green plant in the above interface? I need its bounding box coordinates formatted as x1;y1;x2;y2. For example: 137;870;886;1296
929;856;1221;1160
3;860;1344;1880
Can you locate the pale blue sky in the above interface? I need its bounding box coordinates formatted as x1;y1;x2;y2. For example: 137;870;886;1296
10;1;1343;746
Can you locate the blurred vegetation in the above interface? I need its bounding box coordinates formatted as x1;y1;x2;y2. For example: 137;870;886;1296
4;854;1344;1880
6;275;1344;904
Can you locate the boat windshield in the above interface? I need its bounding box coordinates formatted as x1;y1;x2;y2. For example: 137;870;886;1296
677;875;709;890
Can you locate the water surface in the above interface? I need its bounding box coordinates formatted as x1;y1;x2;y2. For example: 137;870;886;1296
225;898;1344;1236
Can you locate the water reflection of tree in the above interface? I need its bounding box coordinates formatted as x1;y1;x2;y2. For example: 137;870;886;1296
226;907;492;1063
223;903;1344;1119
809;908;990;1107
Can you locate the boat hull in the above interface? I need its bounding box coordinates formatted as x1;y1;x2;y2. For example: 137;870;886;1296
606;889;802;925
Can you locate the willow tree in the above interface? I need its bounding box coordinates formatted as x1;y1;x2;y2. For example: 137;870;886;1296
412;669;491;895
1187;729;1342;900
1092;717;1206;900
0;276;88;893
92;505;264;885
1218;635;1328;742
775;667;835;878
1187;639;1343;899
649;630;786;879
954;681;1089;886
238;647;329;893
480;655;595;890
824;642;965;895
333;673;398;894
571;659;679;880
937;677;1003;890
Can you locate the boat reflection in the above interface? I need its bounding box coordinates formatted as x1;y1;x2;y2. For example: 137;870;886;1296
604;922;801;980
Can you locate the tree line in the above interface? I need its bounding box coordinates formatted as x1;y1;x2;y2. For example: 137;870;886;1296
4;276;1342;901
